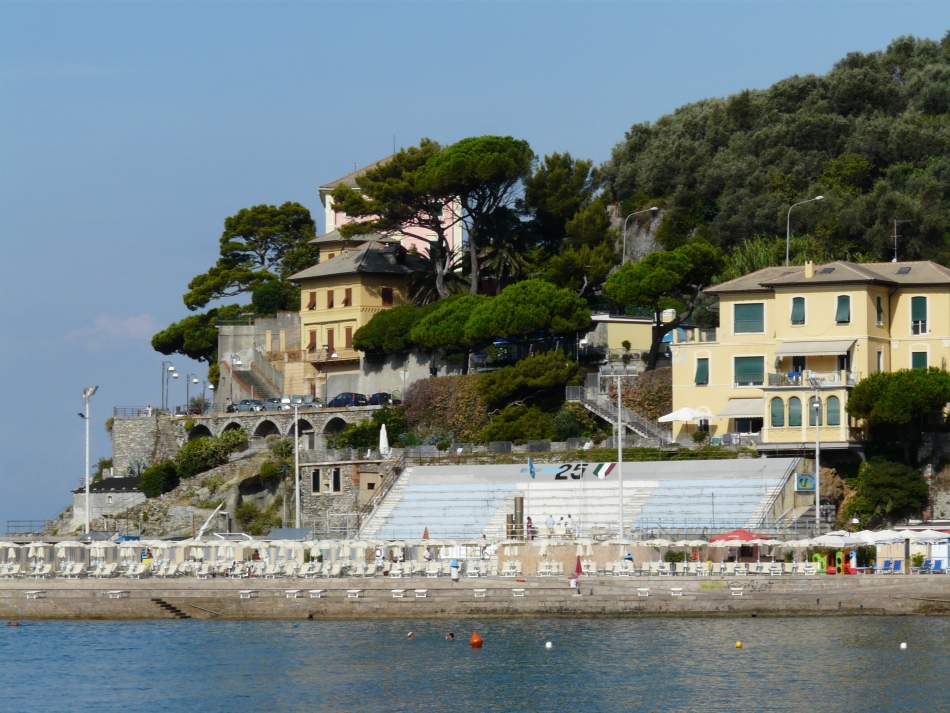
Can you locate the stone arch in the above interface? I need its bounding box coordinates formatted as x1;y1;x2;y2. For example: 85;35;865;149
253;419;281;438
220;421;245;436
323;416;348;435
188;424;213;441
288;418;314;438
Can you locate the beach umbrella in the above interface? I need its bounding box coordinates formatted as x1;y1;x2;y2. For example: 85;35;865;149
575;556;583;577
657;407;709;423
808;533;866;548
379;423;390;457
340;542;352;559
29;543;51;559
908;529;950;543
641;538;672;547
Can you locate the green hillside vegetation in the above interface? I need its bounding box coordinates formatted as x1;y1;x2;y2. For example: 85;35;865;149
601;33;950;266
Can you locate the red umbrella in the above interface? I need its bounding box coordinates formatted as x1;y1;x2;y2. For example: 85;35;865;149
575;556;583;577
709;528;769;543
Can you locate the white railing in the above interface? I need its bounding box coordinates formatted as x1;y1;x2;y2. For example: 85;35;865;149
565;387;674;445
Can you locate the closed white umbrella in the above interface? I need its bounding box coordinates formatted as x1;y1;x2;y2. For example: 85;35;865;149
340;542;352;559
379;424;390;456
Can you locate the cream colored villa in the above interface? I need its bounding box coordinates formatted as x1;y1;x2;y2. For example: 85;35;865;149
669;260;950;451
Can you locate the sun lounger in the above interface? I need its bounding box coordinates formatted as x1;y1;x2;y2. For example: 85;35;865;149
804;563;817;575
783;562;794;575
723;562;736;577
411;561;426;576
3;564;21;579
730;587;743;597
795;562;808;575
685;562;697;576
282;561;297;578
637;588;649;597
161;563;180;578
648;562;661;577
735;563;748;576
33;564;52;579
603;562;615;576
96;563;117;578
423;562;438;578
25;590;46;599
328;563;342;578
389;563;403;578
769;563;783;576
126;563;148;579
364;563;377;578
308;589;325;598
711;563;722;577
441;561;452;577
465;561;480;578
414;589;428;599
478;561;491;577
892;560;902;574
696;562;710;577
262;563;281;579
671;587;683;597
195;563;212;579
933;560;944;574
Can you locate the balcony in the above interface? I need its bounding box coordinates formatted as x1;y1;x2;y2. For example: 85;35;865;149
303;348;362;364
767;370;860;388
676;328;718;344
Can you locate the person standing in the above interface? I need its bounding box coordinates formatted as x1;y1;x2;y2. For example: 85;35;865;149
546;514;555;536
526;516;534;541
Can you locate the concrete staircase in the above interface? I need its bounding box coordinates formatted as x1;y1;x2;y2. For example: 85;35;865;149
359;468;411;540
566;387;673;445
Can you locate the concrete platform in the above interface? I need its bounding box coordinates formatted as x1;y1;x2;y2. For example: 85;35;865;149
3;574;950;619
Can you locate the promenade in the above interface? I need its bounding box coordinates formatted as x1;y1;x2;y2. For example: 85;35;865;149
4;574;950;620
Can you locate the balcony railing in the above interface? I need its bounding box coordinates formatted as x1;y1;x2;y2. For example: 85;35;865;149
767;370;861;388
302;348;362;363
677;328;718;344
734;373;765;387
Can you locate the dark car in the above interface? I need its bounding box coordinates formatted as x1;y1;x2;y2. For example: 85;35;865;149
234;399;264;412
368;392;392;406
328;392;368;408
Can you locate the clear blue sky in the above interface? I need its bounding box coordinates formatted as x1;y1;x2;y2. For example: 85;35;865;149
1;1;948;528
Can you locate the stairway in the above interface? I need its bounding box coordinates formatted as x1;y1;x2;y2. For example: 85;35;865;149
234;367;281;400
567;388;673;445
151;598;191;619
359;468;411;539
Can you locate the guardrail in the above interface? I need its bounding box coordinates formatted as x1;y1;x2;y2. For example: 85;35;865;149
357;449;407;536
566;386;674;445
6;520;48;535
113;407;154;417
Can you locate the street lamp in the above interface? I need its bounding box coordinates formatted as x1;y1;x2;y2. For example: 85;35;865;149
185;374;199;414
786;196;823;266
293;402;301;529
80;385;98;534
204;381;215;414
808;377;822;535
622;207;659;263
161;362;176;410
321;346;338;404
614;374;625;539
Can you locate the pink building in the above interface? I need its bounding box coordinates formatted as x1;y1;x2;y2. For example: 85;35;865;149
318;157;463;259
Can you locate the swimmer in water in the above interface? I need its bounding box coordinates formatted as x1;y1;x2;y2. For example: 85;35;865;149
407;632;414;640
446;632;454;640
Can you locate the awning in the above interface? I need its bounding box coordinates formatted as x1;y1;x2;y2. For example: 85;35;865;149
716;398;764;418
774;340;854;358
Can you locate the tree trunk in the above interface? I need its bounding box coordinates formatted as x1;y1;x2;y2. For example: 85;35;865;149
432;238;448;299
468;230;480;295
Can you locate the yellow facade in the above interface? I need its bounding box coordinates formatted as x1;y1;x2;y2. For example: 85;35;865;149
671;260;950;447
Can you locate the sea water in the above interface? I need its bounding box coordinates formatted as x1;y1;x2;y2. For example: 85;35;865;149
2;617;947;712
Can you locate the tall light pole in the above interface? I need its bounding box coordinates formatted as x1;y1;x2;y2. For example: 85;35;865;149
81;385;98;534
161;361;175;410
185;374;199;414
293;402;301;529
204;381;215;414
615;374;625;539
622;207;659;263
809;378;822;536
786;196;823;266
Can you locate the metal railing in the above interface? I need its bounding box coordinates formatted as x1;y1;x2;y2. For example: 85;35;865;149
565;386;674;445
734;373;765;387
803;370;861;387
357;449;408;536
304;347;361;363
6;520;48;535
113;407;154;417
768;373;803;387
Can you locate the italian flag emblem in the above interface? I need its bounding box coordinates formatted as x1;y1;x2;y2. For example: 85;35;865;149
593;463;616;480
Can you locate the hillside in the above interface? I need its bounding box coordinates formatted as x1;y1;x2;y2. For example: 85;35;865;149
601;32;950;267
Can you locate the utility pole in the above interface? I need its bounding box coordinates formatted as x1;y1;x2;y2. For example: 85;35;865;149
891;219;911;263
616;375;625;539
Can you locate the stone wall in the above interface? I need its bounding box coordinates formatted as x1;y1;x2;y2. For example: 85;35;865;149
111;414;186;476
299;461;381;535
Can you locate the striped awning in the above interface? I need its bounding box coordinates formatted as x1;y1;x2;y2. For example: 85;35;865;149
774;340;854;358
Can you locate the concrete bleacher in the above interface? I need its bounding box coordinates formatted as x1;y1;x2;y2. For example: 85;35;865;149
360;458;801;541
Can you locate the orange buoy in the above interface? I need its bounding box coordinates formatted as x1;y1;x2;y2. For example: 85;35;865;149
470;631;483;649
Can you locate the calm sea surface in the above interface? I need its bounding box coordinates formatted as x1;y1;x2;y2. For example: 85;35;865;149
2;617;947;712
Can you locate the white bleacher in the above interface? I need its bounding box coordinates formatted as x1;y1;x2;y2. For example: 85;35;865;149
359;459;800;541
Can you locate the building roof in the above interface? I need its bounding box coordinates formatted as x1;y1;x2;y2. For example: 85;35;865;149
319;156;393;191
308;228;394;246
708;261;950;294
72;476;142;494
288;241;426;281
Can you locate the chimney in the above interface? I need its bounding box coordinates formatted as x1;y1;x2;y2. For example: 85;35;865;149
804;261;814;278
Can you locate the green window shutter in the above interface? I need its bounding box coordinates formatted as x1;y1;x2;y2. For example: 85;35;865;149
734;356;764;385
734;303;764;333
694;358;709;385
912;296;927;322
826;396;840;426
912;351;928;369
835;295;850;323
809;397;823;426
770;398;785;428
790;297;805;325
788;397;802;427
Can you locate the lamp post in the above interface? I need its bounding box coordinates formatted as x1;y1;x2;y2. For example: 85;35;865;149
785;196;823;266
621;207;659;263
808;380;822;536
321;346;338;405
204;382;215;414
81;385;98;534
615;374;625;539
293;402;301;529
161;362;176;410
185;374;199;414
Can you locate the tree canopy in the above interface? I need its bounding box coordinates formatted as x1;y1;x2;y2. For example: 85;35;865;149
601;33;950;264
841;458;929;527
478;350;578;410
151;303;251;365
409;294;491;356
604;242;724;368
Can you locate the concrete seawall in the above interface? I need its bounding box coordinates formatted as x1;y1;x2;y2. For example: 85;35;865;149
4;575;950;620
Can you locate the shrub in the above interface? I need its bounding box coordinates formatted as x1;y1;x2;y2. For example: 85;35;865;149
205;475;226;495
139;461;180;498
259;461;286;487
618;367;672;421
840;458;929;527
218;427;249;453
663;550;686;563
270;439;294;459
235;501;281;536
104;417;114;433
691;431;709;443
330;407;410;449
403;374;489;443
551;403;599;441
479;405;553;444
175;428;248;479
478;350;578;410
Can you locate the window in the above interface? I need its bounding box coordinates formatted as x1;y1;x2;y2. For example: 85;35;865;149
790;297;805;325
788;397;802;427
344;288;352;307
381;287;394;307
328;252;335;260
307;330;317;351
809;396;823;427
734;356;765;386
792;356;806;373
826;396;840;426
912;296;927;335
770;397;785;428
912;351;928;370
819;267;835;274
734;303;764;333
367;481;376;491
876;296;884;325
332;468;342;493
327;329;335;353
735;418;763;434
345;326;353;349
694;358;709;385
898;266;911;274
327;290;334;309
311;469;321;493
877;350;883;372
307;291;316;310
697;419;710;432
835;295;851;324
107;495;113;505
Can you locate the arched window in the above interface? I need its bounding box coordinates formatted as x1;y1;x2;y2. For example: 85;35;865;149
826;396;840;426
770;397;785;427
809;396;823;426
788;397;802;427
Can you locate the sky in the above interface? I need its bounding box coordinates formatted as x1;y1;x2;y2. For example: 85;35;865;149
2;0;949;528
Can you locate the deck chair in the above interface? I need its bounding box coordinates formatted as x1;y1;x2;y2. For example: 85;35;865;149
782;562;794;575
933;560;944;574
364;563;377;578
3;564;21;579
735;563;748;576
602;562;615;576
97;563;118;578
769;563;783;576
126;563;146;579
875;560;892;574
442;561;453;576
328;563;343;578
675;562;687;576
892;560;902;574
723;563;736;577
710;563;722;577
32;563;52;578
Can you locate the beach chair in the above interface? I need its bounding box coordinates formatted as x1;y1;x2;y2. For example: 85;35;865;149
262;563;282;579
933;560;944;574
478;561;491;577
162;563;180;578
695;562;709;577
3;564;21;579
126;563;146;579
686;562;697;576
328;563;342;578
554;562;564;576
441;561;453;577
489;562;499;577
602;562;615;576
283;561;298;578
364;563;377;578
465;561;479;578
769;563;783;576
892;560;902;574
424;562;439;578
735;563;748;577
648;562;661;577
97;563;118;578
65;563;85;578
658;563;672;577
723;563;736;577
710;563;722;577
389;563;403;579
803;563;817;575
411;561;426;577
350;563;366;578
195;563;212;579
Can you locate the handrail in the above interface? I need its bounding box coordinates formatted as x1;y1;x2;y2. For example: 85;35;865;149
220;360;254;399
249;360;283;396
567;386;673;445
356;449;407;536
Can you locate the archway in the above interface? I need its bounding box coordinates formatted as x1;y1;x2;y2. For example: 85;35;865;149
253;419;281;438
188;424;213;441
323;417;348;435
220;421;244;436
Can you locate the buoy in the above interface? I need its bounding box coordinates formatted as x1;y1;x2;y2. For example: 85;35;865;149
470;631;483;649
900;642;907;650
545;641;553;649
736;641;742;649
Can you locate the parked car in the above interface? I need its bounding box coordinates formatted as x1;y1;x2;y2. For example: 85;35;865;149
368;392;392;406
302;395;323;408
263;397;289;411
328;392;368;408
232;399;264;412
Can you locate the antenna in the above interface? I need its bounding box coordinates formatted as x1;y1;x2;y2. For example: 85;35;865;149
393;135;396;154
892;219;911;262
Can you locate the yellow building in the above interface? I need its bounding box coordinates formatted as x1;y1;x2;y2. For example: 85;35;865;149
669;260;950;452
287;237;424;401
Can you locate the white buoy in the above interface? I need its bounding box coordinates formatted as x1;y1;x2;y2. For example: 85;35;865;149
545;641;553;649
900;642;907;650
